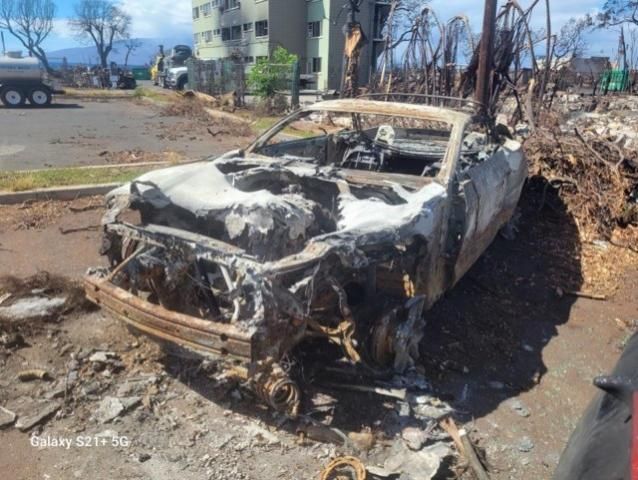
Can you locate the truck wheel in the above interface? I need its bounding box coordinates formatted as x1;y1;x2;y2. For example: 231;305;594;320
29;88;52;106
1;87;26;107
177;76;188;91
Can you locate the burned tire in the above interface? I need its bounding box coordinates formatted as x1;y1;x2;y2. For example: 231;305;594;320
28;88;52;106
1;87;26;107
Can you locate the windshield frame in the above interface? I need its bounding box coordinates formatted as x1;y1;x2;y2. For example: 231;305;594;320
245;99;470;187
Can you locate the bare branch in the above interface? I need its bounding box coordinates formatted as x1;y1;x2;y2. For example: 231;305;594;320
0;0;56;72
69;0;131;67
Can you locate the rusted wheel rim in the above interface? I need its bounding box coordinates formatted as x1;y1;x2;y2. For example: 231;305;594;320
320;456;367;480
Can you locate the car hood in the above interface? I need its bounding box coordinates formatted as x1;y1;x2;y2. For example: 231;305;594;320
104;156;447;262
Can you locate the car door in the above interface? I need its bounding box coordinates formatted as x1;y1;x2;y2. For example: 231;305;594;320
453;140;527;281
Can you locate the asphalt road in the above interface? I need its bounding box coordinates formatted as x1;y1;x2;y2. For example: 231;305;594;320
0;97;231;171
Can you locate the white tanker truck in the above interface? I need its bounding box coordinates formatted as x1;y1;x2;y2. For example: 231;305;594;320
0;54;64;107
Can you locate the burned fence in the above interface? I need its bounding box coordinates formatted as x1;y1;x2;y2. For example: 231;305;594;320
186;58;246;101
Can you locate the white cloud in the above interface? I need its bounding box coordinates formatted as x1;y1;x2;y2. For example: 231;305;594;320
120;0;192;38
50;18;75;40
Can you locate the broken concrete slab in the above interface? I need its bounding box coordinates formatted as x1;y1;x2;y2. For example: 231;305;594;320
93;396;141;424
116;375;159;397
0;296;66;320
15;402;60;431
243;424;280;446
0;406;16;428
372;442;453;480
44;383;69;400
89;351;119;363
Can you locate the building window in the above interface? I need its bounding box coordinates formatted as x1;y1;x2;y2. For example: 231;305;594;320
193;33;200;44
255;20;268;37
213;28;221;36
224;0;239;9
192;6;199;19
244;56;254;64
256;55;267;63
311;57;322;73
211;0;220;6
222;26;242;41
203;30;213;43
243;22;253;32
201;2;212;16
307;21;321;38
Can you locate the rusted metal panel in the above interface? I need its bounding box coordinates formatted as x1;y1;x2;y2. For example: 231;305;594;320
108;223;255;262
84;276;253;360
304;99;470;125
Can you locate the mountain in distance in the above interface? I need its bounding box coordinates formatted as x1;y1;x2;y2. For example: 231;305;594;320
47;36;192;67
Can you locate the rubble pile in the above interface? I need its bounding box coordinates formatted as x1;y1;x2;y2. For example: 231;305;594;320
0;305;472;480
523;103;638;239
160;95;253;137
0;272;476;480
160;96;214;122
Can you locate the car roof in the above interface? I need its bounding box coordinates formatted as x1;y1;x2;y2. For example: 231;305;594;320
303;99;470;127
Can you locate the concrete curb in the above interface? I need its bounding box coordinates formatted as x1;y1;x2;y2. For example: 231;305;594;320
0;183;120;205
8;161;171;175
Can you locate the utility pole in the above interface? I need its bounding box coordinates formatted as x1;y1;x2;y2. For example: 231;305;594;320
475;0;498;114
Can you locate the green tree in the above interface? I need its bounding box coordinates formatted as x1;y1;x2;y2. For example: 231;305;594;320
247;46;297;98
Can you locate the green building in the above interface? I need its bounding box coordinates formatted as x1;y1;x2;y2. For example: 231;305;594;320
191;0;390;91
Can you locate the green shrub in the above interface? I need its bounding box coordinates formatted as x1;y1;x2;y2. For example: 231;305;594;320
247;47;297;99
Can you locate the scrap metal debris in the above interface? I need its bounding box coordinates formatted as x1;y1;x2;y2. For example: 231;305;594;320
16;369;51;382
14;401;61;431
320;456;367;480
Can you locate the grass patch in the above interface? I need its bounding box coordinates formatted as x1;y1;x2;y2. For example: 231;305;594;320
133;87;172;102
0;166;155;192
250;116;321;138
252;117;279;133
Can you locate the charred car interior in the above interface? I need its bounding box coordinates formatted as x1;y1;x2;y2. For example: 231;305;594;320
84;99;527;416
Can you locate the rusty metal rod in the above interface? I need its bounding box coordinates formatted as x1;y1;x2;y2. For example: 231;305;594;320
475;0;498;112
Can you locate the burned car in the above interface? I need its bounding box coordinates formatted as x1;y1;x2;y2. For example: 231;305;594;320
84;99;527;416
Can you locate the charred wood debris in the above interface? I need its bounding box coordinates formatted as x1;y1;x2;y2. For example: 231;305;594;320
363;0;637;240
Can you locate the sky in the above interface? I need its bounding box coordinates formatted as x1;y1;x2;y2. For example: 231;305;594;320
0;0;623;58
2;0;193;52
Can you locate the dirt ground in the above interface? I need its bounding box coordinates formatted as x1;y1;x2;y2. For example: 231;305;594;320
0;185;636;479
0;97;250;171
